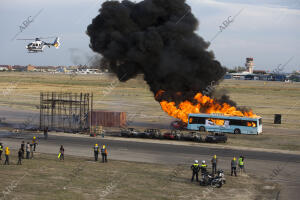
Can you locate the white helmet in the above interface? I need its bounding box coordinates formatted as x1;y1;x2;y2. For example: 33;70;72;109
202;160;206;164
194;160;198;164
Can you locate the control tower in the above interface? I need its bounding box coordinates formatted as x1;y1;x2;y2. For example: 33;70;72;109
245;57;254;74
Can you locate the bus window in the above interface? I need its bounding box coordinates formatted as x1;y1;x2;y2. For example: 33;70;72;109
205;119;215;126
259;118;262;125
247;121;257;127
229;119;243;126
209;118;224;126
189;117;197;124
230;119;257;127
241;121;248;126
198;117;205;124
189;117;205;124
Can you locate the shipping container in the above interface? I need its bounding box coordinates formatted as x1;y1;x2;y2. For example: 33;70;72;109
89;110;126;127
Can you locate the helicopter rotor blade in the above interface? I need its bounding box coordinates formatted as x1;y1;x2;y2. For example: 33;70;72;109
17;39;35;41
17;36;59;41
39;36;57;39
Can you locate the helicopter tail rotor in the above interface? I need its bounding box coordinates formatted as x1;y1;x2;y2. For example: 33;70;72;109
53;37;60;49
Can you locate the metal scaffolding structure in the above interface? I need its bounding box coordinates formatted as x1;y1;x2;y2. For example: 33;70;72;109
40;92;93;133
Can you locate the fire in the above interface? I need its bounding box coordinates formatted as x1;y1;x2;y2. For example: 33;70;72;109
159;92;258;125
247;122;257;127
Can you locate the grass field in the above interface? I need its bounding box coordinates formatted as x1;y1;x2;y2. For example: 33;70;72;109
0;151;278;200
0;72;300;151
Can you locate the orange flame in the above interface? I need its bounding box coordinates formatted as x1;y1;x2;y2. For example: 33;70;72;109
247;122;257;127
159;92;258;125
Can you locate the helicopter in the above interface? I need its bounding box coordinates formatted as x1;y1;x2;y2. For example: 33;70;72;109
17;37;60;53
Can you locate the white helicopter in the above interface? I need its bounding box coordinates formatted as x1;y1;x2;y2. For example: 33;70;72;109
17;37;60;53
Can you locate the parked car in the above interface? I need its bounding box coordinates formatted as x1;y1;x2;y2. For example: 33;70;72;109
144;128;161;139
163;132;175;140
180;132;193;141
205;133;227;143
171;130;182;140
191;132;203;142
121;128;140;138
180;131;203;142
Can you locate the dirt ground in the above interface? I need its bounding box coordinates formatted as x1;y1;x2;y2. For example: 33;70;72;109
0;151;279;200
0;72;300;152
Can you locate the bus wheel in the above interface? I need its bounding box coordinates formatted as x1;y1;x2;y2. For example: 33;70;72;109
234;129;241;134
199;126;205;132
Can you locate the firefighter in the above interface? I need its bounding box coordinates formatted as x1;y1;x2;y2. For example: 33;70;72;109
17;148;22;165
32;136;38;151
26;142;30;159
59;145;64;160
200;160;207;174
190;160;200;182
94;144;99;161
231;157;237;176
4;147;10;165
238;155;245;175
0;142;3;160
211;154;218;174
101;145;107;163
21;141;25;158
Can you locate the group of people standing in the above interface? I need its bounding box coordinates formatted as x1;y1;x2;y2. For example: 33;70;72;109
231;156;245;176
0;136;109;165
190;155;245;182
93;143;108;163
0;137;38;165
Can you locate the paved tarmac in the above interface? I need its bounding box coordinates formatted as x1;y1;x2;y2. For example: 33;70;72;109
1;132;299;200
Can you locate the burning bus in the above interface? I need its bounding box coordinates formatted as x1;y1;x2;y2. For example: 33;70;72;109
160;93;262;135
187;113;262;135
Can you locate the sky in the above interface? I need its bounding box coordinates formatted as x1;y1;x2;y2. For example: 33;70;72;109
0;0;299;72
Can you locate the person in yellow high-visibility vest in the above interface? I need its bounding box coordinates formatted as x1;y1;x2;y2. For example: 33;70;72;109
238;155;245;175
58;145;65;160
190;160;200;182
200;160;207;174
211;155;218;174
101;145;107;163
32;136;38;151
231;157;237;176
4;147;10;165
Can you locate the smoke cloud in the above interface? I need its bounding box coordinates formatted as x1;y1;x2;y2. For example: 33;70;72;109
87;0;229;105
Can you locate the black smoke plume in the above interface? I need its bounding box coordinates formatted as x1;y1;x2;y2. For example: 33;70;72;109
87;0;229;105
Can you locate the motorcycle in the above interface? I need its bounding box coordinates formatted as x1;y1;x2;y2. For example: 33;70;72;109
199;170;226;188
211;170;226;188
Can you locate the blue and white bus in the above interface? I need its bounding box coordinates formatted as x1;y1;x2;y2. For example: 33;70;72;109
187;113;262;135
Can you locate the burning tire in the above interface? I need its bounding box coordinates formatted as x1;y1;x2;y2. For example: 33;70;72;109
234;129;241;134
